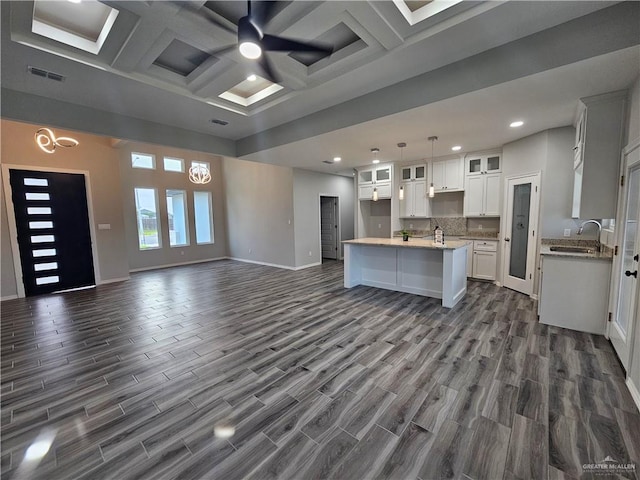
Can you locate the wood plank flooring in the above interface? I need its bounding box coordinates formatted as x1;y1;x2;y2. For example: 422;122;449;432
1;259;639;479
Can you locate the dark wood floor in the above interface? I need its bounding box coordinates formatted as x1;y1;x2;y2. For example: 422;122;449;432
1;259;638;479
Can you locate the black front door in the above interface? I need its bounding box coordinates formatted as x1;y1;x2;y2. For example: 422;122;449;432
9;169;95;296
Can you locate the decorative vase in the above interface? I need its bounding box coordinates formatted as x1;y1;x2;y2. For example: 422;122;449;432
403;234;409;241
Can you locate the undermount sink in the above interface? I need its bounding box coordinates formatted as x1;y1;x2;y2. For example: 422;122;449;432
549;245;595;254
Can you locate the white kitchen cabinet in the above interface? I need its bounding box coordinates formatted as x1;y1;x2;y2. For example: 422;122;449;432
358;166;393;200
539;254;612;334
399;181;429;218
400;164;426;182
464;172;501;217
431;158;463;192
466;154;501;175
470;240;498;280
571;90;626;219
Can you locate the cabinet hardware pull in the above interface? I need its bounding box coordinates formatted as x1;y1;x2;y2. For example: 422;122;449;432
625;270;638;278
505;237;510;242
634;254;639;262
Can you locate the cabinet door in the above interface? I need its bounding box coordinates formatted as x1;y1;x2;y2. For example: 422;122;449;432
431;161;446;190
401;167;412;182
467;157;482;175
359;169;373;185
466;243;473;277
473;251;497;280
464;176;484;216
414;165;426;180
484;173;501;216
445;158;463;190
485;155;501;173
359;185;374;200
375;167;391;183
376;183;392;199
399;182;413;217
413;182;428;217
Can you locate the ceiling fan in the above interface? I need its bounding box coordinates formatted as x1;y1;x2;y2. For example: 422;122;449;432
186;1;334;83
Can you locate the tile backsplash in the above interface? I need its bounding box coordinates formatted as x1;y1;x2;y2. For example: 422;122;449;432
397;217;499;238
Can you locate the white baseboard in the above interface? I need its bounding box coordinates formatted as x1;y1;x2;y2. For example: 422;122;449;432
1;294;18;301
530;293;539;300
293;262;322;271
227;257;297;270
626;377;640;412
129;257;228;273
98;276;130;285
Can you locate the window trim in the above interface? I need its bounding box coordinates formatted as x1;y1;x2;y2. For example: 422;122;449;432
134;187;162;250
193;190;215;245
166;189;190;247
131;152;156;170
163;156;185;173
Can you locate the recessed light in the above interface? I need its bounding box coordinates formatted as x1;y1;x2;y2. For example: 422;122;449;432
68;0;82;3
246;74;257;82
333;157;341;162
372;159;380;164
510;120;524;128
451;145;462;151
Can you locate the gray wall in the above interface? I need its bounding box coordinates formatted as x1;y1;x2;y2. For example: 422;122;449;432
627;75;640;144
222;157;296;268
1;119;130;298
292;169;354;267
118;142;227;271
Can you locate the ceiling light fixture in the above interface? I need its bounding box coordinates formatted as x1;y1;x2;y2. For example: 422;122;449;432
238;17;263;59
371;147;380;164
451;145;462;151
398;142;406;201
246;74;257;81
510;120;524;128
34;128;79;154
333;157;341;162
428;136;438;198
189;164;212;184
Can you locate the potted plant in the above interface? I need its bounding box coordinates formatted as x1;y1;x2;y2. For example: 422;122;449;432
400;229;410;241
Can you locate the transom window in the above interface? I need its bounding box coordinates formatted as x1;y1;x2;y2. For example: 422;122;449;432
131;152;155;169
164;157;184;173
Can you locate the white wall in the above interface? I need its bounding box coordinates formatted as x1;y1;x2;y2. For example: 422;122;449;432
222;157;296;268
292;169;354;267
627;75;640;145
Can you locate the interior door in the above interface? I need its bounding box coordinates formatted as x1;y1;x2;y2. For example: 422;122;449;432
320;196;338;260
609;144;640;370
502;173;540;295
9;169;95;296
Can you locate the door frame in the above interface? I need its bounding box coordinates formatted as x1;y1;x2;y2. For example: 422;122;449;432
2;164;101;298
318;194;341;261
606;138;640;370
500;171;541;297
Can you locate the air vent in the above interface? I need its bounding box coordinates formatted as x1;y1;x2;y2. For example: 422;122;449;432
28;66;65;82
322;160;335;164
210;119;229;126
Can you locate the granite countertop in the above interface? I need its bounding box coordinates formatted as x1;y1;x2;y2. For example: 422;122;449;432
539;245;613;260
344;237;470;250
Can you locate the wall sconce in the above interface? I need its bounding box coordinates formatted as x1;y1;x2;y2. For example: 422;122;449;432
372;187;378;201
189;164;212;184
35;128;79;154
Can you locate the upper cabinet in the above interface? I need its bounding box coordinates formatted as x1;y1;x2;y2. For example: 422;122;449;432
358;165;393;200
399;163;429;218
400;164;426;182
464;154;501;217
572;90;626;219
430;157;463;192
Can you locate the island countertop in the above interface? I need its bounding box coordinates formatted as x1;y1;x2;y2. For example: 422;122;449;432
343;237;470;250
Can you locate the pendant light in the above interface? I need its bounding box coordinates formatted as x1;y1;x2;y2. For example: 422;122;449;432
398;142;406;201
372;187;378;201
35;127;79;154
428;136;437;198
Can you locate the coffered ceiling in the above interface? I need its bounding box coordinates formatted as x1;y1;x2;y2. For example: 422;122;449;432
1;1;639;174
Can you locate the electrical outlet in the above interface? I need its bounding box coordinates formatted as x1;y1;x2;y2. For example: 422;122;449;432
308;251;312;256
478;224;483;230
248;248;252;254
378;223;382;229
409;223;413;229
564;229;571;237
180;250;184;256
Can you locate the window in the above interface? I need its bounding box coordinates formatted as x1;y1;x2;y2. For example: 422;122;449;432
191;161;209;171
131;153;155;169
134;188;161;249
166;189;189;246
194;191;214;244
163;157;184;173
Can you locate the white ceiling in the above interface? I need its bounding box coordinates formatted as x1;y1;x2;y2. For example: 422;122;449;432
1;1;639;173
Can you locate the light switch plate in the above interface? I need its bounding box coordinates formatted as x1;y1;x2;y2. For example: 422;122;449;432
98;224;111;230
564;229;571;237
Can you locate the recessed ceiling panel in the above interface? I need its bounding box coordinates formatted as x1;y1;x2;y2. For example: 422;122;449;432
153;40;211;77
405;1;433;13
32;0;119;54
203;1;291;25
219;75;284;107
289;22;361;67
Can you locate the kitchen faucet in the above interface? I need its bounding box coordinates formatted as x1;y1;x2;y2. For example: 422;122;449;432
577;220;602;252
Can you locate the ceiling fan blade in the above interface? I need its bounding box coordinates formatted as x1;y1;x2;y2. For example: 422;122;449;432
257;54;280;84
249;1;280;29
261;34;333;55
199;44;237;59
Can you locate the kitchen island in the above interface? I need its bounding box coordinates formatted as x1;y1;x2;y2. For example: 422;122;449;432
343;238;470;308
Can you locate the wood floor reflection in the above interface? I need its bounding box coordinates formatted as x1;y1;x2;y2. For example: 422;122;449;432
1;259;638;479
